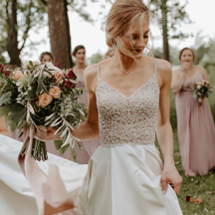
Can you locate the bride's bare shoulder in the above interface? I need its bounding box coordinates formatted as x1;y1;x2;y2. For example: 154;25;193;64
84;59;111;92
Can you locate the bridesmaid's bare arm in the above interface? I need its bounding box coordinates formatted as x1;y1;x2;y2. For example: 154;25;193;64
171;71;186;94
0;117;11;137
171;62;191;94
156;60;183;195
71;64;99;140
199;66;209;82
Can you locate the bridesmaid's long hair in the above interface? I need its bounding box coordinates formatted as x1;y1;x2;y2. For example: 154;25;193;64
106;0;152;60
73;45;86;57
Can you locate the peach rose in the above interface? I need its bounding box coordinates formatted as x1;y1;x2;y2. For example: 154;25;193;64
38;92;53;108
13;69;25;80
54;70;63;82
49;86;61;99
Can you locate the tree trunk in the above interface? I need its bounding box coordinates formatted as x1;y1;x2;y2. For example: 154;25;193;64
161;0;170;62
7;0;21;67
47;0;73;69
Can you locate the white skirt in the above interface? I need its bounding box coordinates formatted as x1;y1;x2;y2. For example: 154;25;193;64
0;134;182;215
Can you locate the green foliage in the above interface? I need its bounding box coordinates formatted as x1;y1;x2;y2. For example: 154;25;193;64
67;0;112;23
0;0;46;62
148;0;192;40
90;52;103;65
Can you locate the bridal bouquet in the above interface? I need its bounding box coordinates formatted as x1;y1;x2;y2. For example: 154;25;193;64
193;80;211;106
0;62;86;161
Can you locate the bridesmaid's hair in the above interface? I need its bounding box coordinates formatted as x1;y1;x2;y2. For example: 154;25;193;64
73;45;86;57
40;52;54;62
106;0;151;59
179;48;195;61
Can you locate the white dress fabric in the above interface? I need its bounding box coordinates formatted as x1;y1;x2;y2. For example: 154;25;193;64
0;135;87;215
76;63;182;215
0;62;182;215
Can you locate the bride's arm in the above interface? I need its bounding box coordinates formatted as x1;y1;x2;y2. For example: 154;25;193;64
0;117;11;137
71;65;99;140
47;65;99;141
156;60;182;195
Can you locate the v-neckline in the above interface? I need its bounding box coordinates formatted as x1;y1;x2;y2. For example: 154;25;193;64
185;72;200;82
98;74;156;99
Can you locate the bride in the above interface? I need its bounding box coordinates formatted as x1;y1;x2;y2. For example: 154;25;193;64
0;0;183;214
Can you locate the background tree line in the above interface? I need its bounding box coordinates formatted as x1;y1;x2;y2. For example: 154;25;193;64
0;0;192;68
1;0;215;130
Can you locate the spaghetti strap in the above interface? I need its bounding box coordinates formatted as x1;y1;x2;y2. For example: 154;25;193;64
154;59;157;74
97;63;100;78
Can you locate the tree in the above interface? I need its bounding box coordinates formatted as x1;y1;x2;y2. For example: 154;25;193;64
0;0;46;66
45;0;73;69
41;0;111;69
148;0;191;61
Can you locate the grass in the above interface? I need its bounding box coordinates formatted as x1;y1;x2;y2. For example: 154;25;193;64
157;132;215;215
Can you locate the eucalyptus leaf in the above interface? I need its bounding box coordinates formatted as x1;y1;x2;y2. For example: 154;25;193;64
54;140;63;150
0;105;11;117
0;92;11;106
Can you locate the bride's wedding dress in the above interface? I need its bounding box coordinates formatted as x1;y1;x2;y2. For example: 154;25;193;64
0;62;182;215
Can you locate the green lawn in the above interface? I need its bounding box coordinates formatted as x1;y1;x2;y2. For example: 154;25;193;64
157;132;215;215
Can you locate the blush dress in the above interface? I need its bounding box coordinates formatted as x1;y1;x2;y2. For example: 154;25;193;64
0;61;182;215
176;71;215;176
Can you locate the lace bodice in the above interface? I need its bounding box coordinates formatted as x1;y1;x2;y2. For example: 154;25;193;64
96;62;160;147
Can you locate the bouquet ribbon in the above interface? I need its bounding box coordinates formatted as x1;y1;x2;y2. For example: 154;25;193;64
18;125;75;215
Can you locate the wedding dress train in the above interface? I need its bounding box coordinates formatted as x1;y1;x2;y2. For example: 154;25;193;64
0;62;182;215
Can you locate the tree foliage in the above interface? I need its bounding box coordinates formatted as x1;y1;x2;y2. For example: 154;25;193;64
147;0;192;61
0;0;46;65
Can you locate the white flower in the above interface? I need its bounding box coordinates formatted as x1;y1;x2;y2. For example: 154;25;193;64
199;98;202;102
197;85;201;89
44;63;60;78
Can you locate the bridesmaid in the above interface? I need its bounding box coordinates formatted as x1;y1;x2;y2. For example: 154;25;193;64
72;45;100;159
103;47;115;59
171;47;215;176
39;52;54;64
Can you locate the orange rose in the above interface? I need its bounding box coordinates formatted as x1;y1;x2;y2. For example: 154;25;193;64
54;70;63;83
38;93;53;108
49;86;61;99
13;69;25;80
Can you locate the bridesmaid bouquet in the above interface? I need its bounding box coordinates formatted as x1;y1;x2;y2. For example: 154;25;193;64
0;62;86;161
193;80;211;106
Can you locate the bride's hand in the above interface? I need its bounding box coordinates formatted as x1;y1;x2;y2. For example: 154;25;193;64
46;127;57;140
161;166;183;195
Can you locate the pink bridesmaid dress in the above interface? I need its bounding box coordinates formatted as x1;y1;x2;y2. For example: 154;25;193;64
176;71;215;176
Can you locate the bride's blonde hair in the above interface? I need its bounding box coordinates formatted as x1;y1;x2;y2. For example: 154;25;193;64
106;0;151;59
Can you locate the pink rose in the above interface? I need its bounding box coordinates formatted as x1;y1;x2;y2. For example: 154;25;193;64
13;69;25;80
38;93;53;108
54;70;63;83
49;86;61;99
